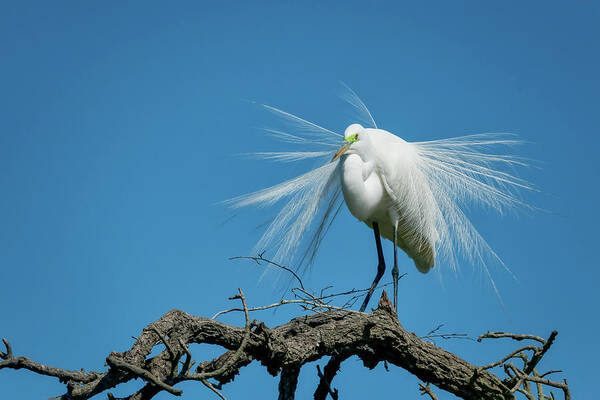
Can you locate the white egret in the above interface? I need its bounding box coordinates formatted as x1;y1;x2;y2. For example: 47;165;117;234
228;87;532;312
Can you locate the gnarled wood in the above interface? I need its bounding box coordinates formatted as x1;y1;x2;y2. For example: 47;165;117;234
1;291;569;400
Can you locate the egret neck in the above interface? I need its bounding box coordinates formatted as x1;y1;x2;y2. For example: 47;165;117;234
340;154;386;223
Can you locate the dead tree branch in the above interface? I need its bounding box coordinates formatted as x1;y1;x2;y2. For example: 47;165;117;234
1;290;569;400
478;330;570;400
419;382;439;400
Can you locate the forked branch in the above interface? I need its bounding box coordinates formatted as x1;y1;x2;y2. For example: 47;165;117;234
0;291;568;400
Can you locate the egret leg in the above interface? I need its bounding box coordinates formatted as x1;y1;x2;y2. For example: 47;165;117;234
392;224;399;312
359;221;386;312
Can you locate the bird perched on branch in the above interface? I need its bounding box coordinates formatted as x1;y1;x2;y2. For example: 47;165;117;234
228;86;532;312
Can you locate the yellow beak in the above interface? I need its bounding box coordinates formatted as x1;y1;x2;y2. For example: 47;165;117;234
332;142;351;162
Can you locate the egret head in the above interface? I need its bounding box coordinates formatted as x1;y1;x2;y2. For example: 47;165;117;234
332;123;364;161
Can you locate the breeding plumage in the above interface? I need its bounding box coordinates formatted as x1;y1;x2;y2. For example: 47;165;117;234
228;87;532;310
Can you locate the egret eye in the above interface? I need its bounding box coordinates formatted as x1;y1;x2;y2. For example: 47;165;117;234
345;133;359;143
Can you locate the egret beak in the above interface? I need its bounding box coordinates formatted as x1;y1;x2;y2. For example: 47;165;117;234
332;142;351;162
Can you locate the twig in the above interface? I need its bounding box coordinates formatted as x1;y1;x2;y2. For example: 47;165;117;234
0;338;101;384
150;327;176;360
212;275;394;320
212;298;358;320
319;286;333;298
480;346;538;370
0;291;569;400
106;355;182;396
191;289;253;380
0;338;13;359
421;324;473;343
478;331;546;345
524;331;558;375
201;377;227;400
512;365;571;400
425;324;445;337
515;386;536;400
314;355;350;400
418;382;439;400
177;338;194;376
539;370;562;379
534;370;546;400
316;364;339;399
319;282;395;301
477;329;569;399
505;363;527;394
229;255;305;290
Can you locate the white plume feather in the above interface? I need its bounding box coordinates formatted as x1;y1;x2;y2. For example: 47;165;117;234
228;87;533;298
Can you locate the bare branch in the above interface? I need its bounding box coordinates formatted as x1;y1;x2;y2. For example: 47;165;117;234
106;354;182;396
539;370;562;379
315;364;339;400
0;338;101;384
524;331;558;375
314;355;350;400
229;255;305;290
0;290;569;400
478;332;546;345
278;366;300;400
419;382;439;400
190;289;253;381
515;386;536;400
480;347;538;371
150;327;176;360
512;367;571;400
212;297;360;319
421;324;473;344
1;338;13;359
177;338;193;377
200;377;227;400
479;331;569;400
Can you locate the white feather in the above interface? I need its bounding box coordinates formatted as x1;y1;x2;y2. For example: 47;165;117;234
228;87;533;299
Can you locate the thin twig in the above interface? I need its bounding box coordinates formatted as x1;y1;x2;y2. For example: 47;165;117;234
506;363;527;394
212;298;358;320
480;346;538;370
229;255;305;290
512;365;571;400
478;331;546;345
535;370;546;400
314;355;350;400
0;290;570;400
0;338;101;383
418;382;439;400
150;327;176;360
515;386;536;400
318;282;396;301
524;331;558;375
421;323;473;343
201;377;227;400
177;338;193;376
539;370;562;379
192;289;253;380
0;338;13;359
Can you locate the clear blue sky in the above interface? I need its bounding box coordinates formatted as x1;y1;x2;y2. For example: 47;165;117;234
1;2;598;399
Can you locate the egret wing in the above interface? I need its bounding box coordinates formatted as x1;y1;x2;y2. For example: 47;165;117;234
368;130;438;272
370;130;533;284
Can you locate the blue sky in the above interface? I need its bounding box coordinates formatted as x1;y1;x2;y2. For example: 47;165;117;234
1;2;598;399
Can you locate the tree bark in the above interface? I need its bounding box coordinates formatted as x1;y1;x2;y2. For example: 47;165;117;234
1;291;569;400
